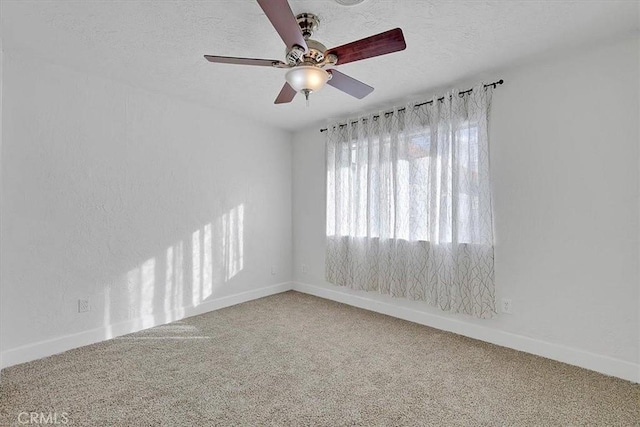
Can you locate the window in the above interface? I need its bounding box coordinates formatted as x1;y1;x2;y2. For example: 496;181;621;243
325;87;495;318
327;122;482;244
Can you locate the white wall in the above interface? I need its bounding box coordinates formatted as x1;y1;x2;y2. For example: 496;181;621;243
1;49;292;366
292;35;640;381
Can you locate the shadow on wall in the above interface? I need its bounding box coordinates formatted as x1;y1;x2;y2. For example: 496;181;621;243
102;203;245;339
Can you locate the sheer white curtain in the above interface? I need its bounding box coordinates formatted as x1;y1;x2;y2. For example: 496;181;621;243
326;84;495;318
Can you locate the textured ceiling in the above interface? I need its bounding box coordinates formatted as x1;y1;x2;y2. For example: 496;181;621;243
2;0;638;131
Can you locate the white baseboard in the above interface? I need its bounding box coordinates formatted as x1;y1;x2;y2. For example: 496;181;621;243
1;282;293;369
293;282;639;383
5;280;637;383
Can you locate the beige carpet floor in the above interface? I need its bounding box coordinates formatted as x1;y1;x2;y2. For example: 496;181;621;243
0;291;638;426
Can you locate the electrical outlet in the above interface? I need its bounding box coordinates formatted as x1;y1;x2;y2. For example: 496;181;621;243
78;299;91;313
302;264;308;274
271;265;276;276
501;298;513;315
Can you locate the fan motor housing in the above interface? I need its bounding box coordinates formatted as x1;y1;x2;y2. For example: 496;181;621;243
303;39;327;63
285;13;328;65
286;39;329;65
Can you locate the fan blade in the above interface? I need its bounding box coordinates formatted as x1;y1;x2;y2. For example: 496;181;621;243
256;0;308;52
325;28;406;65
275;82;297;104
327;70;374;99
204;55;286;67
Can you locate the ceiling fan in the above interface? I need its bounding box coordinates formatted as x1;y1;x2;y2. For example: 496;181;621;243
204;0;406;105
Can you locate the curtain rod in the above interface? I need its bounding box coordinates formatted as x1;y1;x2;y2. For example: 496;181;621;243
319;79;504;133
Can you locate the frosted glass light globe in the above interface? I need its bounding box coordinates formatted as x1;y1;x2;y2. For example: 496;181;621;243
285;66;330;93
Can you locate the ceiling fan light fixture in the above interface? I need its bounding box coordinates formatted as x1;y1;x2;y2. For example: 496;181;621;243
285;66;330;94
204;1;407;105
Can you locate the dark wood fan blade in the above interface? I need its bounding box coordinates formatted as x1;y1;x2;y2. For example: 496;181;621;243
275;82;297;104
325;28;406;65
327;70;374;99
204;55;286;67
256;0;308;52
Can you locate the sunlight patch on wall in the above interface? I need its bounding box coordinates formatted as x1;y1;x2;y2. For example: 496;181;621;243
203;223;213;300
165;246;174;316
164;241;185;322
174;241;184;318
140;258;155;328
124;257;156;329
192;229;201;307
221;203;244;282
126;265;141;326
195;203;246;304
100;203;245;333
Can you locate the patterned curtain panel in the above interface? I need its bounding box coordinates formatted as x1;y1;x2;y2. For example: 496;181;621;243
325;84;495;318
